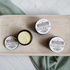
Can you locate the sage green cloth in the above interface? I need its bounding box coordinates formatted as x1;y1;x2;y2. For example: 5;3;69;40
0;0;70;70
30;56;70;70
0;0;25;15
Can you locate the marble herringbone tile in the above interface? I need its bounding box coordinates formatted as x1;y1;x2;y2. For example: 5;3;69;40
11;0;70;15
63;2;70;14
57;0;70;9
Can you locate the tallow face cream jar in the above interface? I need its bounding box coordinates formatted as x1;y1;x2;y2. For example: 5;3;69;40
17;30;32;45
35;19;51;34
5;36;19;50
49;37;65;53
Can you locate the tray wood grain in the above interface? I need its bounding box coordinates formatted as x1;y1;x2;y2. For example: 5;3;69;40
0;15;70;56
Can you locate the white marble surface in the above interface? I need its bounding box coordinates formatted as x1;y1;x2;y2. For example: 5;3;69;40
0;0;70;70
11;0;70;15
0;55;36;70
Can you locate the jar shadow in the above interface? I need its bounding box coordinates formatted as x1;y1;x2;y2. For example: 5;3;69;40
39;35;54;50
26;17;40;33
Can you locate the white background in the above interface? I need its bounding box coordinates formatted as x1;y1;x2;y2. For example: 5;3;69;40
0;0;70;70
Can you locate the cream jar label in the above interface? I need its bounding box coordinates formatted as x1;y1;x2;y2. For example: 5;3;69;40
5;36;19;50
49;37;65;53
35;19;51;34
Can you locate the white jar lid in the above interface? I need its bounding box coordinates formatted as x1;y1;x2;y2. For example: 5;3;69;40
5;36;19;50
35;19;51;34
49;37;65;53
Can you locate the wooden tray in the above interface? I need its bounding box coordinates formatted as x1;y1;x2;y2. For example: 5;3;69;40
0;15;70;56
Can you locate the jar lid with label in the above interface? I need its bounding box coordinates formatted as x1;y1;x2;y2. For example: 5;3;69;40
5;36;19;50
49;37;65;53
35;19;51;34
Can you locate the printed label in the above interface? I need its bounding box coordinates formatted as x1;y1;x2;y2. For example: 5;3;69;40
5;36;19;50
49;37;65;52
35;19;51;34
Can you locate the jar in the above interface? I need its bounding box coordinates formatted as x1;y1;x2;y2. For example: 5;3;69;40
49;37;65;53
17;30;33;45
5;36;19;50
35;19;51;34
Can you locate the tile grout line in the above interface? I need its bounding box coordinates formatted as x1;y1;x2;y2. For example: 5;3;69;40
3;56;17;70
15;0;34;14
15;56;29;70
36;0;49;9
20;0;35;9
62;1;70;9
19;4;30;14
0;64;5;70
43;0;61;15
44;4;54;14
56;4;66;14
17;0;23;5
32;0;49;14
20;0;48;15
49;0;60;9
22;0;37;14
37;0;50;15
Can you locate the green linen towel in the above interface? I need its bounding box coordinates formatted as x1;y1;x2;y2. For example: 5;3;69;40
30;56;70;70
0;0;25;15
0;0;70;70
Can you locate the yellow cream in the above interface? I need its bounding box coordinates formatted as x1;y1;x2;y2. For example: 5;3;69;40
18;31;31;44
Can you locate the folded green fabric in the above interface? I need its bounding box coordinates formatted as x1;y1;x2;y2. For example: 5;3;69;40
0;0;26;15
0;0;70;70
30;56;70;70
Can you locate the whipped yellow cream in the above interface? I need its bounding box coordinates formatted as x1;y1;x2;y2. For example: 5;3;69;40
18;31;31;44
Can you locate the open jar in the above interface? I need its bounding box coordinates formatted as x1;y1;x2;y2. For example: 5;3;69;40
17;30;33;45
